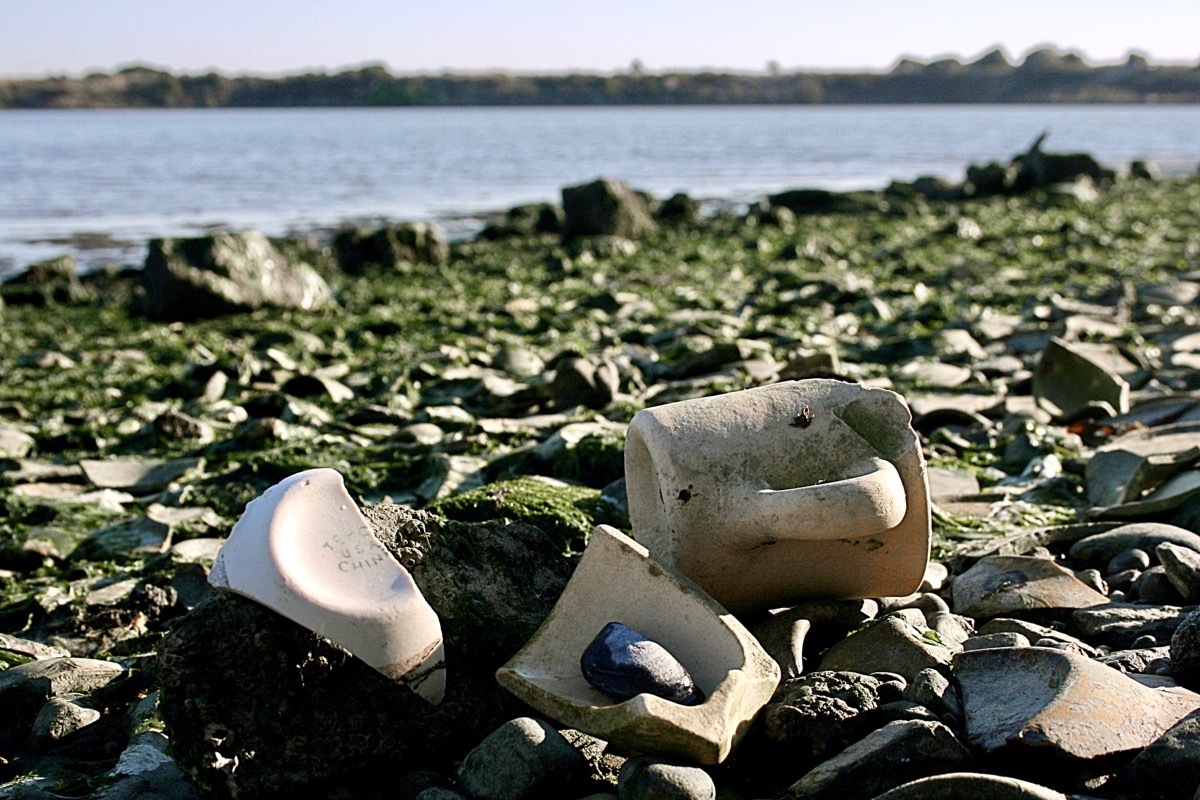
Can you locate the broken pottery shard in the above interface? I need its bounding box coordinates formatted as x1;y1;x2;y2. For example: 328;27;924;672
625;379;930;613
956;646;1200;762
497;524;780;764
581;621;704;706
1086;421;1200;511
951;555;1109;620
1033;337;1130;420
209;468;445;703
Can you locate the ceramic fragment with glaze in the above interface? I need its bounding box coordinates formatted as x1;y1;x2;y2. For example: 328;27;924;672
209;468;445;703
496;524;780;764
625;379;930;613
581;621;704;705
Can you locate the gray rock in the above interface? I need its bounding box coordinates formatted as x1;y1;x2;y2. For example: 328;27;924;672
1070;523;1200;565
817;611;958;682
904;668;962;720
956;646;1200;761
1076;603;1190;649
1120;708;1200;799
1172;607;1200;688
977;619;1094;653
926;611;974;646
952;555;1108;620
456;717;589;800
762;671;882;764
0;423;35;458
562;179;656;240
0;657;124;753
1099;646;1171;674
617;756;715;800
1159;542;1200;602
552;356;619;410
1134;565;1187;604
333;222;448;273
140;231;332;321
1108;548;1152;575
750;613;811;680
92;731;200;800
157;505;574;800
871;772;1067;800
31;694;101;741
781;720;972;800
961;632;1031;651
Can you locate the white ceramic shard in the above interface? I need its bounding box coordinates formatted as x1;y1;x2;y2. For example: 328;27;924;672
209;468;445;703
496;525;780;765
625;379;931;613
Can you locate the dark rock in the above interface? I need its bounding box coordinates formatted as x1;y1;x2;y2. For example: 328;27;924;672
1158;542;1200;601
0;254;86;306
1171;607;1200;688
157;505;573;800
762;671;883;764
581;621;703;706
781;720;972;800
551;356;619;409
139;231;333;321
1119;708;1200;799
617;755;715;800
0;657;125;754
92;731;201;800
1070;523;1200;566
656;192;701;224
1010;133;1114;191
749;612;811;680
767;188;870;215
905;668;963;720
561;179;656;240
1108;547;1152;575
1075;603;1190;649
333;222;448;273
1132;566;1186;604
456;717;589;800
1099;646;1171;674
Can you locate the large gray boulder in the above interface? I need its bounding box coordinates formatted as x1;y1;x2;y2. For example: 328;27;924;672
139;231;332;320
561;179;656;240
157;505;574;800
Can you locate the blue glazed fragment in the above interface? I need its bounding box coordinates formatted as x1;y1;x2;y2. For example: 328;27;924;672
581;621;705;706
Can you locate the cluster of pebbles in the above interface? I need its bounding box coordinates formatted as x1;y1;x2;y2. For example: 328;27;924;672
1;168;1200;798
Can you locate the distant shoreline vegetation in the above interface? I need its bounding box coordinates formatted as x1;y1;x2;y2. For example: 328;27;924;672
3;47;1200;109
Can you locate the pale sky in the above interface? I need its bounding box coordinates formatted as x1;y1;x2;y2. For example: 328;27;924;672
2;0;1198;78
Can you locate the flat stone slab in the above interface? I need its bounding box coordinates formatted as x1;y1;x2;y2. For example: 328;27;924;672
872;772;1067;800
1069;523;1200;565
817;609;957;682
951;556;1109;620
956;646;1200;761
80;457;203;493
1073;603;1190;649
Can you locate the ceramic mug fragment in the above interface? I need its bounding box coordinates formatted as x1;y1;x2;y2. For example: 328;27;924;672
209;468;446;703
625;379;931;613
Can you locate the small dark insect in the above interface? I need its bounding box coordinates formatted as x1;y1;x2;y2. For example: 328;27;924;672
677;488;692;504
790;404;813;428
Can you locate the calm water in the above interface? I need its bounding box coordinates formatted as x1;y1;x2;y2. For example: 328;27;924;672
2;105;1199;277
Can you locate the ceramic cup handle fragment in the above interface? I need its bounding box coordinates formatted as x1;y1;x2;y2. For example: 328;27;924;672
209;468;446;704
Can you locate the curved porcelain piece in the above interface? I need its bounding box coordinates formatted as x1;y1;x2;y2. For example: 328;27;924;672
497;524;780;765
209;468;445;703
625;379;931;613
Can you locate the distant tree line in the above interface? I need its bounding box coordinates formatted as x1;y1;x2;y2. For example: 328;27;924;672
2;48;1198;109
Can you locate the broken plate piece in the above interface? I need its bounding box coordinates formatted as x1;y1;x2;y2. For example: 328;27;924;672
497;525;780;764
209;468;445;703
624;379;931;613
1087;421;1200;517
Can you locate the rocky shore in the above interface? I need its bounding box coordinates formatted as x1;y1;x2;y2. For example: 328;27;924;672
2;144;1200;799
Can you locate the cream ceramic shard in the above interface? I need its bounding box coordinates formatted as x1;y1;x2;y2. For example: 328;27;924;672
496;524;780;765
209;468;445;703
625;379;930;613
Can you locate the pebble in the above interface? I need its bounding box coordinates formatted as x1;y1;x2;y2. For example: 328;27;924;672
1108;547;1152;575
581;622;704;706
456;717;589;800
1076;603;1190;649
617;756;715;800
904;668;962;720
1131;566;1185;604
1171;607;1200;689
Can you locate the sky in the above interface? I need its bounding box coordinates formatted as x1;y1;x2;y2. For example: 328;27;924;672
2;0;1198;78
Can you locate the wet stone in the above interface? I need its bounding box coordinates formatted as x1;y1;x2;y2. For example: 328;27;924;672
581;621;704;706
